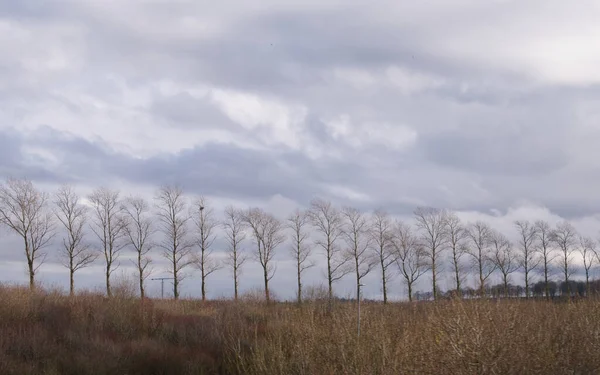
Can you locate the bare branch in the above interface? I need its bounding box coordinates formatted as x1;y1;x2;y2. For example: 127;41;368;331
55;185;97;295
0;177;55;290
88;187;127;297
222;205;247;300
154;185;194;300
122;196;155;299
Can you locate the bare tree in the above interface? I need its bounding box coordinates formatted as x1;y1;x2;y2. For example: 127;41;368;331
579;236;596;296
244;208;285;302
0;178;54;290
55;185;96;296
370;209;396;304
155;185;194;300
287;208;314;304
308;198;350;303
514;220;539;299
550;221;577;297
192;197;222;301
491;230;519;298
222;206;247;301
392;221;428;302
466;221;496;297
414;207;448;300
535;220;556;299
122;196;154;299
89;187;127;297
342;207;377;304
445;212;468;296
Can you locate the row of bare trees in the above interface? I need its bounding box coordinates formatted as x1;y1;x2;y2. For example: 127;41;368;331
0;178;598;302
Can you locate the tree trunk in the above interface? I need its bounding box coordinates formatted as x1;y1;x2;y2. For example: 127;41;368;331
503;277;509;298
29;263;35;291
173;252;179;300
431;253;437;300
454;253;461;297
479;261;485;298
70;269;75;297
297;258;302;304
201;267;206;302
544;263;550;300
524;269;530;299
382;266;388;305
106;264;112;297
138;252;144;299
234;266;239;301
408;282;413;302
564;254;569;297
264;266;270;303
586;271;590;297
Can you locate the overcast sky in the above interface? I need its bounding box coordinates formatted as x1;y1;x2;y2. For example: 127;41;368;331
2;0;600;300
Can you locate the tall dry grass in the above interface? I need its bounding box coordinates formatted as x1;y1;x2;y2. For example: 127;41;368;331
0;284;598;374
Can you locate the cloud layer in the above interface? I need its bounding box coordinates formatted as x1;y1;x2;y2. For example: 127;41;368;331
2;0;600;299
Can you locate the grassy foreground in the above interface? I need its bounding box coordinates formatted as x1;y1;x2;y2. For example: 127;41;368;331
0;286;599;374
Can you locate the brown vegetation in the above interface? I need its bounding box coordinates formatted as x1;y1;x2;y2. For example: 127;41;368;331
1;284;599;375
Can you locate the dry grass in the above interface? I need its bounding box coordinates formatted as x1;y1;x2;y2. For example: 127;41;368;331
0;284;599;374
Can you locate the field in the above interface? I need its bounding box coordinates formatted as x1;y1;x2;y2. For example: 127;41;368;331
1;285;599;375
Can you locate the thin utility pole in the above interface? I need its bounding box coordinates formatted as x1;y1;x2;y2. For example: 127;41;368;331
151;277;174;299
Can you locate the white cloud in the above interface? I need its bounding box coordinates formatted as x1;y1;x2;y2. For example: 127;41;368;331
326;114;418;150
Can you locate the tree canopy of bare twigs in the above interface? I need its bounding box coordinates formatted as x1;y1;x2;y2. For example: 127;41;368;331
89;187;127;297
535;220;556;299
444;212;468;296
222;206;247;301
579;236;596;296
244;208;285;302
414;207;448;300
466;221;497;297
550;221;578;296
0;177;54;290
287;208;313;304
392;221;428;302
192;197;221;301
155;185;194;300
308;198;350;303
342;207;377;303
55;185;97;296
514;220;539;299
370;209;396;304
122;196;155;299
491;231;519;298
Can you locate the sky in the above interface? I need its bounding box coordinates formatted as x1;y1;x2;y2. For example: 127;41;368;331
2;0;600;300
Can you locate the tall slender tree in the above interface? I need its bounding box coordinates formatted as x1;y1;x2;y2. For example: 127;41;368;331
392;221;428;302
466;221;496;297
122;196;154;299
308;199;350;304
414;207;448;300
192;197;221;301
155;185;194;300
222;206;247;301
342;207;377;304
55;185;96;296
287;208;313;304
370;209;396;304
0;178;54;290
514;220;539;299
535;220;556;300
89;187;127;297
550;221;577;297
579;236;596;296
445;212;468;296
491;230;519;298
244;208;285;302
